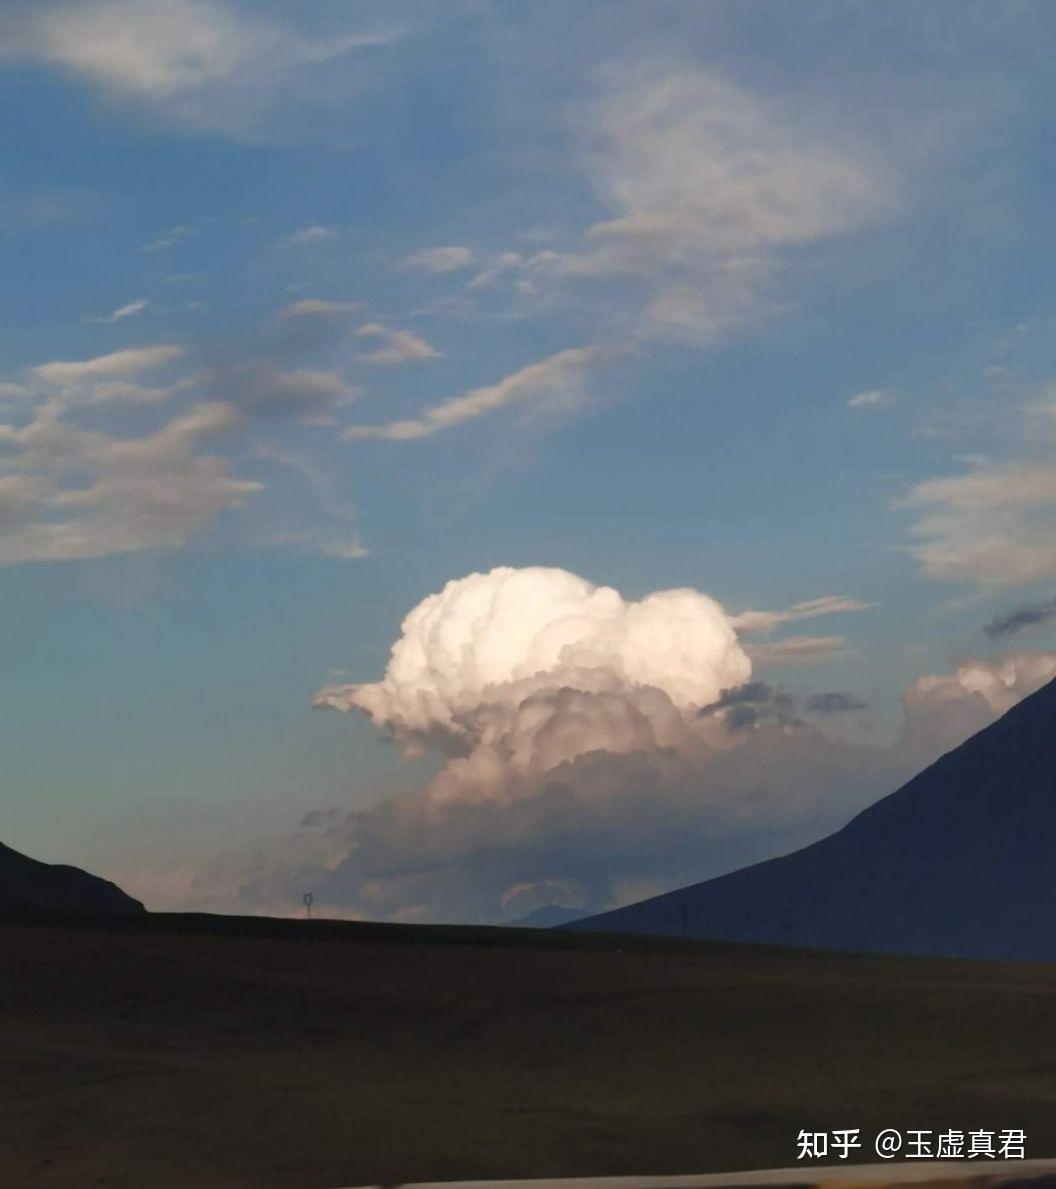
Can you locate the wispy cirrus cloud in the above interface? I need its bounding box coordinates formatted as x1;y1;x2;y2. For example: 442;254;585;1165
280;299;360;320
32;344;184;387
280;225;337;248
344;345;613;441
0;399;259;564
731;595;876;636
0;317;367;563
471;63;900;349
142;225;188;253
353;323;442;367
900;457;1056;587
2;0;411;138
85;297;149;324
746;635;850;666
402;246;475;273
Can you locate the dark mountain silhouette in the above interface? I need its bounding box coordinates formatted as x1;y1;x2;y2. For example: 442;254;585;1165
568;676;1056;961
0;841;145;915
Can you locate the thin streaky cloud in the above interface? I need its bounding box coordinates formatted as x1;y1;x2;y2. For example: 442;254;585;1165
747;635;849;666
900;456;1056;587
353;324;442;367
86;298;149;324
344;346;612;441
732;595;876;636
403;246;475;273
280;299;361;320
4;0;411;138
31;344;184;386
142;226;189;253
280;225;336;248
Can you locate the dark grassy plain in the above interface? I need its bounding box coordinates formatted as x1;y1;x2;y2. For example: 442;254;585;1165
2;911;1054;1188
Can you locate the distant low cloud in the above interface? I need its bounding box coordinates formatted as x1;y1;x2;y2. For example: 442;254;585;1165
344;345;612;441
280;299;360;320
804;691;869;714
901;651;1056;759
403;246;475;273
747;635;849;666
699;680;801;730
700;682;869;728
353;323;442;367
281;225;337;248
984;596;1056;640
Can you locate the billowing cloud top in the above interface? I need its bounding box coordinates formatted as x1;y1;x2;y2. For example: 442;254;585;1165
314;565;752;742
299;568;1056;925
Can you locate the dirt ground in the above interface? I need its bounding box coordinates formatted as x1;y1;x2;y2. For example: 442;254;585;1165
2;913;1054;1188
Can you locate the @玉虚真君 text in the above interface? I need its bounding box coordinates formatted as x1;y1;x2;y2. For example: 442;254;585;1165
796;1128;1027;1160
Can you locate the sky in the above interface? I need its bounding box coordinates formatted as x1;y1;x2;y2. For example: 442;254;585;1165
1;0;1055;923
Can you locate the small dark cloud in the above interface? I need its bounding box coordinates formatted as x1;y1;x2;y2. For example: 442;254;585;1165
300;809;340;829
704;683;868;727
196;308;359;420
804;691;869;715
983;597;1056;640
205;360;356;419
702;681;801;730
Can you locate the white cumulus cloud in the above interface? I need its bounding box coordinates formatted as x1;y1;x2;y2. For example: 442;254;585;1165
901;651;1056;759
286;567;1056;924
314;566;752;753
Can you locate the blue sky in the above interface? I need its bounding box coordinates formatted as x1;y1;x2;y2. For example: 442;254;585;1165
2;0;1055;921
